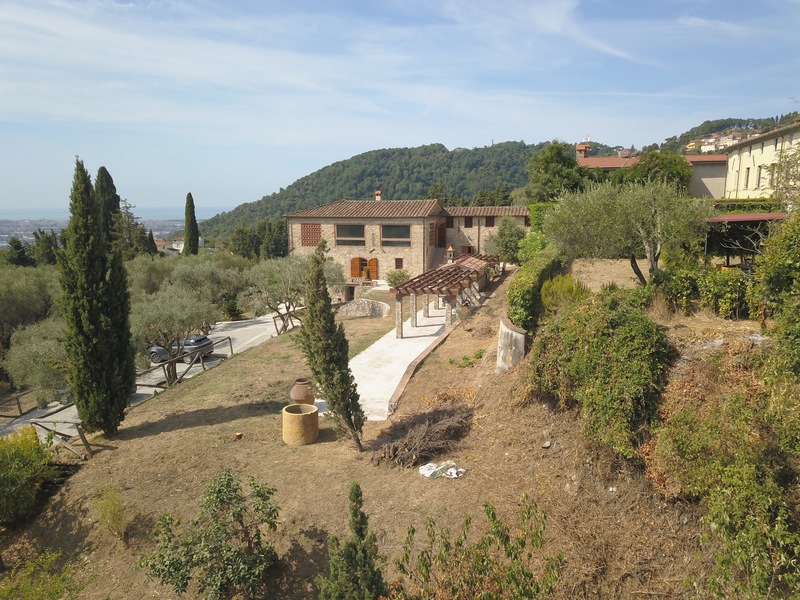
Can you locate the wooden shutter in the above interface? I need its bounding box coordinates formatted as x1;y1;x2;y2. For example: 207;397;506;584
350;257;362;278
429;223;435;245
368;258;378;280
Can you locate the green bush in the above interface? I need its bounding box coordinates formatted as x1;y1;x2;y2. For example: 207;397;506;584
317;482;387;600
650;267;699;314
652;390;800;597
137;470;280;599
697;268;752;319
0;426;57;526
0;550;81;600
507;246;562;330
526;289;671;459
540;274;590;316
389;495;561;599
770;290;800;375
221;297;244;321
652;267;753;319
527;203;556;233
95;485;131;542
384;269;411;288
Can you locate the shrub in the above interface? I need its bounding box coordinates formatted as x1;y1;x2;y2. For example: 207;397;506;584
770;290;800;375
526;289;671;459
0;550;81;600
389;495;562;599
221;297;243;321
507;246;562;330
651;390;800;597
0;426;57;526
384;269;411;288
137;470;280;599
540;274;590;316
95;485;131;542
697;268;752;319
316;482;387;600
650;267;699;315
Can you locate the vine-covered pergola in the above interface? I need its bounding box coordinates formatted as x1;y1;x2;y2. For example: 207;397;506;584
390;254;499;338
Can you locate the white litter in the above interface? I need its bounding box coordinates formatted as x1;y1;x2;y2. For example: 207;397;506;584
418;460;466;479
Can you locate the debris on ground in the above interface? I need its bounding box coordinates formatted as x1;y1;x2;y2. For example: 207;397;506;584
371;405;473;468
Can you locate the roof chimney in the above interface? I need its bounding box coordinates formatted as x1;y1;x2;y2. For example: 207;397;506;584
374;190;382;201
575;143;590;159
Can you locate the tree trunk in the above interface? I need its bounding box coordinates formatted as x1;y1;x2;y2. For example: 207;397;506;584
629;254;648;286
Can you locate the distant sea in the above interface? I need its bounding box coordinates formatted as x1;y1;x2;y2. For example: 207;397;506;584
0;205;232;221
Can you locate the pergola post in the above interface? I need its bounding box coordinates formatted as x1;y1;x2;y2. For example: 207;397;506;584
410;292;417;327
445;296;454;325
395;296;404;339
423;293;430;317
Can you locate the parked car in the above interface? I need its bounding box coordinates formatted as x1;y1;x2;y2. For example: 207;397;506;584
149;335;215;364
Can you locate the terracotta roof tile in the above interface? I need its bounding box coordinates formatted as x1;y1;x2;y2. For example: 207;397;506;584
286;199;444;219
577;156;639;169
443;206;529;217
685;154;727;163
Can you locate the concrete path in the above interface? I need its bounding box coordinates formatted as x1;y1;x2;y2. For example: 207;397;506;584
1;302;448;441
0;314;288;441
347;303;447;420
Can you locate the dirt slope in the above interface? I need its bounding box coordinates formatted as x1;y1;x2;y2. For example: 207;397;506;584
1;261;761;598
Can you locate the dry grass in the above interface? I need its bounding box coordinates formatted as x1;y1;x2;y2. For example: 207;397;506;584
0;262;760;599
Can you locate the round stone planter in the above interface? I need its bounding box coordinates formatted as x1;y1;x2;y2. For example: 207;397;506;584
289;378;315;404
282;404;319;446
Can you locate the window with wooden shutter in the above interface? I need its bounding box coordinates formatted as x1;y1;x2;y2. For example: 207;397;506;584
368;258;378;280
428;223;435;246
350;257;363;278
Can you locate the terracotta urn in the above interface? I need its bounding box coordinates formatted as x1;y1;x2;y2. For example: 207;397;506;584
289;378;315;404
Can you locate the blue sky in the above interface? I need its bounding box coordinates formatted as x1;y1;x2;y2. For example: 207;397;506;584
1;0;798;219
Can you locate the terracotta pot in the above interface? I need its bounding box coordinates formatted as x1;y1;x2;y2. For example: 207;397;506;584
289;378;315;404
282;404;319;446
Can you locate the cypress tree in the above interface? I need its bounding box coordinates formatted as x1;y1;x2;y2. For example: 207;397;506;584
147;230;158;254
94;167;136;434
184;192;199;256
316;482;387;599
297;240;365;451
59;160;133;435
60;159;113;433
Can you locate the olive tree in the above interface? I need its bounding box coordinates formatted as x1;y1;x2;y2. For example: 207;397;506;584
130;284;218;383
544;181;710;285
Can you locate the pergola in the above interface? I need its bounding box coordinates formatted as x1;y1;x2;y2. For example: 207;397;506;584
705;212;787;267
390;254;499;338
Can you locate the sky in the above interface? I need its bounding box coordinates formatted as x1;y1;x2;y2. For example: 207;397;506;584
1;0;798;220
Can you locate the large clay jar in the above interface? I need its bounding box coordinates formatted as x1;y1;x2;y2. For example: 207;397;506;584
289;378;315;404
282;404;319;446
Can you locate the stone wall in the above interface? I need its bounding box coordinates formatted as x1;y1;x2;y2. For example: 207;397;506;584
336;299;391;318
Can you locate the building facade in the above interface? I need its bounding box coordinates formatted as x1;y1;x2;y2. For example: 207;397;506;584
285;195;529;298
724;121;800;199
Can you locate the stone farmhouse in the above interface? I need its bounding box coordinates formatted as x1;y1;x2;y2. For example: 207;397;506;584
285;191;529;299
723;120;800;199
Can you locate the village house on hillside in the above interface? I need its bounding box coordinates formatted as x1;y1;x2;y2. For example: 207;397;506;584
724;120;800;199
285;191;529;300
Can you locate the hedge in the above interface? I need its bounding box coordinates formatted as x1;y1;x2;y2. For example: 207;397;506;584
507;246;563;331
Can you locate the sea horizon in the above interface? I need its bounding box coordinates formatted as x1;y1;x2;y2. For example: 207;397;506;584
0;205;232;221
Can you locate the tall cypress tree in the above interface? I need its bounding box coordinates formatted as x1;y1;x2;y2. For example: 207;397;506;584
59;160;132;435
297;240;365;450
60;160;112;433
184;192;199;256
94;167;136;433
